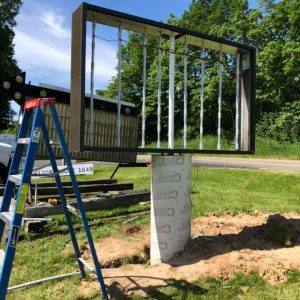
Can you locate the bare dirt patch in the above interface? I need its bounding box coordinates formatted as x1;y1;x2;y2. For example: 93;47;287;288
82;227;150;268
80;212;300;298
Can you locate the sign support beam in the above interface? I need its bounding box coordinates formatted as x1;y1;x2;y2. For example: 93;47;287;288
168;34;175;149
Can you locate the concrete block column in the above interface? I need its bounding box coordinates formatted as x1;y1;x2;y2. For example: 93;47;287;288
150;155;192;265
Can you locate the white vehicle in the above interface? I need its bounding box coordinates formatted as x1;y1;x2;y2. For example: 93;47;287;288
0;142;14;184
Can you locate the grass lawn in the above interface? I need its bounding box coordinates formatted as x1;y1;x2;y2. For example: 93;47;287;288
79;165;300;215
134;271;300;299
147;136;300;160
4;166;300;299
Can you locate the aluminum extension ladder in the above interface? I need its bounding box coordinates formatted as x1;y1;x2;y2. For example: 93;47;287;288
0;98;108;299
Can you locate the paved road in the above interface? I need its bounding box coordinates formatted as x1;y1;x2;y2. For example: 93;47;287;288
137;155;300;172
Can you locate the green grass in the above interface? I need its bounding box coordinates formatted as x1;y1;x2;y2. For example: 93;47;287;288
4;166;300;299
147;135;235;151
252;137;300;159
191;167;300;215
74;165;300;215
134;271;300;299
147;136;300;160
37;163;151;188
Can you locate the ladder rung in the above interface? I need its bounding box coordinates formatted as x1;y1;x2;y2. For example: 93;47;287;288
9;175;22;185
0;249;4;265
78;258;95;273
50;141;61;147
66;204;81;218
0;212;13;225
18;138;30;144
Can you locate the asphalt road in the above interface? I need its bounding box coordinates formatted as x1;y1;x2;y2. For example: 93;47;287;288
137;155;300;172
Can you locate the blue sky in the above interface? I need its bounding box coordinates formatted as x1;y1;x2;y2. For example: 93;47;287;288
14;0;258;92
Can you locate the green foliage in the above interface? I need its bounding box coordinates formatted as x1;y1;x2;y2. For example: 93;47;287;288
0;0;22;130
257;101;300;142
0;121;18;134
179;0;250;41
253;136;300;159
286;269;300;283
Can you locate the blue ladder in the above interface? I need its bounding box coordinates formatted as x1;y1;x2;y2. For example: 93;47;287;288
0;98;108;299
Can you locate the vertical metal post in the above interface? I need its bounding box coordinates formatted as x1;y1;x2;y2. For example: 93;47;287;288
89;20;96;146
183;39;188;149
116;27;122;147
141;33;147;148
217;46;223;150
70;5;86;152
157;35;162;148
199;44;205;150
240;52;253;151
168;33;175;149
235;54;240;150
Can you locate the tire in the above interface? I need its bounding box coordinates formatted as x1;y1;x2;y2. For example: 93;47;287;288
0;163;8;185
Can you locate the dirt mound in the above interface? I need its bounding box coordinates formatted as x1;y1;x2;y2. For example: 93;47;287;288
79;212;300;298
121;224;142;235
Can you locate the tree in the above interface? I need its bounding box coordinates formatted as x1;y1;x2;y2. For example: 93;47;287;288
254;0;300;116
0;0;22;130
179;0;250;41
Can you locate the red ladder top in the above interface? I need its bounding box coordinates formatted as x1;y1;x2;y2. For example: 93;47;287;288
24;98;56;110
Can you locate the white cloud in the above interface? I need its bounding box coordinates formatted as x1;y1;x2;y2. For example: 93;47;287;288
14;29;70;72
40;11;70;38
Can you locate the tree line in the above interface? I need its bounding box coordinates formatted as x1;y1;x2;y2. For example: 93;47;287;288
0;0;21;130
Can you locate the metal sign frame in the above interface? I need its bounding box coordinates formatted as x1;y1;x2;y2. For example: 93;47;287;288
70;2;256;155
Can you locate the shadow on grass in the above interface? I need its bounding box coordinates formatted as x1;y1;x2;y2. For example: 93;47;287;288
106;276;206;299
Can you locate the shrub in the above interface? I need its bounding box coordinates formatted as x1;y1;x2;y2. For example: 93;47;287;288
256;101;300;143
